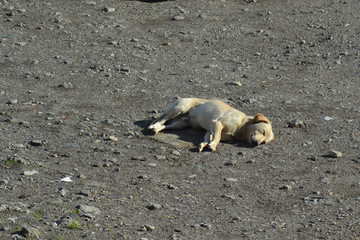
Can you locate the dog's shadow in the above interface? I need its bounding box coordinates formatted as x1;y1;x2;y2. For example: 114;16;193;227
135;120;204;149
135;120;254;151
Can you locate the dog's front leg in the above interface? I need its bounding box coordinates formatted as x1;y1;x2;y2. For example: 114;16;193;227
198;131;213;152
207;121;223;151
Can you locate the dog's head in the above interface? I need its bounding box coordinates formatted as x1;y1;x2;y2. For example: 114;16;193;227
247;113;274;146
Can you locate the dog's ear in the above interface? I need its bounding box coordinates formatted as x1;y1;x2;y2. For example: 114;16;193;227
252;113;270;124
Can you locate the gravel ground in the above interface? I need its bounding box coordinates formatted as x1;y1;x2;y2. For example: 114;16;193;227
0;0;359;239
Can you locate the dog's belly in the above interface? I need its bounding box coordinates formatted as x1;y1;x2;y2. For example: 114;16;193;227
188;100;232;131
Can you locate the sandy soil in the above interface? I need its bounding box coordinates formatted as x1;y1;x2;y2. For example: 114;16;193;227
0;0;359;239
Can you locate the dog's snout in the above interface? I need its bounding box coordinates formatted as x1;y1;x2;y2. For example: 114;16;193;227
250;140;260;146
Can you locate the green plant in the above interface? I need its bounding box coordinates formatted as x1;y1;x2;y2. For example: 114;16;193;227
35;209;42;220
67;220;82;230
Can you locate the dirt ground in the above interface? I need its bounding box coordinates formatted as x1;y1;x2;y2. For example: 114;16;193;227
0;0;359;239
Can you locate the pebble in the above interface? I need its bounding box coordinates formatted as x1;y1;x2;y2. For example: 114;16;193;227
7;99;18;104
144;224;155;231
156;155;166;160
324;116;333;121
59;188;68;197
221;194;236;200
227;81;243;87
60;176;73;182
188;174;197;180
29;140;43;146
104;7;115;13
23;170;39;176
146;203;162;210
0;179;9;185
243;98;257;104
78;173;87;179
167;184;178;189
12;226;40;239
328;150;342;158
224;159;237;166
224;178;238;183
172;15;185;21
171;150;181;156
288;119;306;128
108;135;119;141
279;184;292;190
77;204;101;215
58;82;74;89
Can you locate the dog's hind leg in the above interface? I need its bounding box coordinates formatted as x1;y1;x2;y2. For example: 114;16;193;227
162;118;190;131
149;99;198;134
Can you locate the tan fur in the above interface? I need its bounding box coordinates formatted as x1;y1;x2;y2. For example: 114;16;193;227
148;98;274;152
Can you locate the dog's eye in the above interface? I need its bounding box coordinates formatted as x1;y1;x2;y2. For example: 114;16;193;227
262;129;266;135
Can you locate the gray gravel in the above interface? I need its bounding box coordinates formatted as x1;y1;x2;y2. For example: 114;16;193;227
1;0;360;239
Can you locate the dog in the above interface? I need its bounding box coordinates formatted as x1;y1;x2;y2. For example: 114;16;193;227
148;98;274;151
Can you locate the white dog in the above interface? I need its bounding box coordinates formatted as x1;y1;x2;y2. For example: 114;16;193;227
149;98;274;152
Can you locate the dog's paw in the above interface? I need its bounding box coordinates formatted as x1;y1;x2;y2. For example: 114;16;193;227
207;143;217;152
197;143;207;152
148;125;159;135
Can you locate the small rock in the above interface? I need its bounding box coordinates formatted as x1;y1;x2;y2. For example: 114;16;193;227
288;119;306;128
227;81;243;87
13;143;25;148
167;184;178;190
144;224;155;231
58;82;73;89
78;173;87;179
30;60;39;65
221;194;236;200
279;184;292;190
224;178;238;183
243;98;257;104
20;121;30;127
12;226;40;238
200;222;212;229
188;174;197;180
104;7;115;13
59;188;68;197
156;155;166;160
78;190;90;196
131;156;146;161
172;15;185;21
224;159;237;166
0;179;9;185
328;150;342;158
29;140;43;146
108;135;118;141
23;170;38;176
146;203;162;210
77;204;101;215
171;150;181;156
7;99;18;105
324;116;333;121
60;176;73;182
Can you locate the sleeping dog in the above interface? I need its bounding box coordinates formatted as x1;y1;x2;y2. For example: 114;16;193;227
148;98;274;151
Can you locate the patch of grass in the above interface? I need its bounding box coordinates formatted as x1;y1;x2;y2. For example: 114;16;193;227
34;209;42;220
73;209;80;215
5;159;19;166
66;220;82;230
